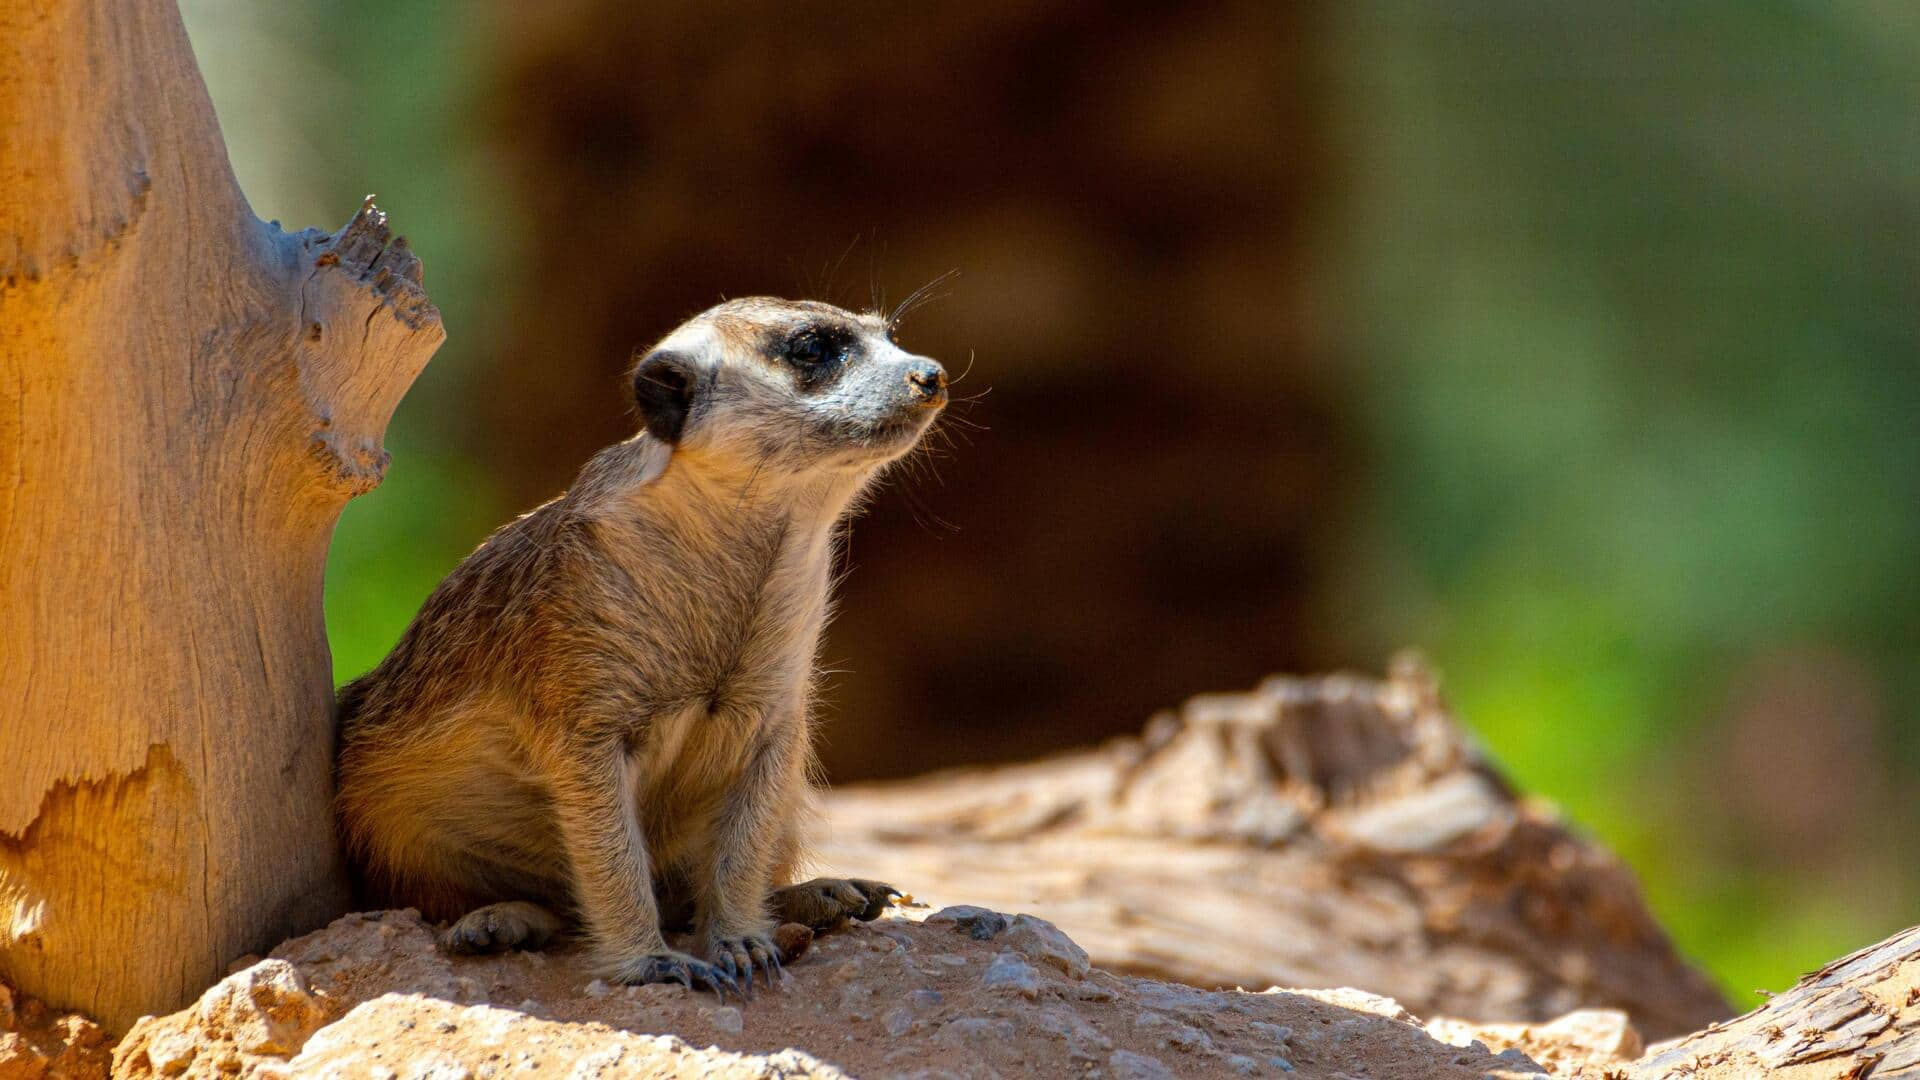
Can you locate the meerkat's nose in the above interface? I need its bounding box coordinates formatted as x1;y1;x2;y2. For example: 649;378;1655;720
906;361;948;404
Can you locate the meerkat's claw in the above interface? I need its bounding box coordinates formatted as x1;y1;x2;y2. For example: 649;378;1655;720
770;877;904;931
709;933;782;994
439;901;565;955
712;946;750;999
612;952;739;1002
847;878;902;921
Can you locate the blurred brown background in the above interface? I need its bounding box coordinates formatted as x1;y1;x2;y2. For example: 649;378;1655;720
483;1;1342;776
184;0;1920;1003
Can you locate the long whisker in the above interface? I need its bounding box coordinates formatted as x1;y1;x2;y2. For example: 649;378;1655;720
824;232;863;303
937;414;985;438
949;350;978;386
887;268;960;329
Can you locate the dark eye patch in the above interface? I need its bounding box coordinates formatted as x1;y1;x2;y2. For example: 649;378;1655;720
782;324;856;388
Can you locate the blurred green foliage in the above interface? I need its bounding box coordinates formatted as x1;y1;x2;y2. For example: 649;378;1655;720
1331;3;1920;1001
185;0;520;680
185;0;1919;1006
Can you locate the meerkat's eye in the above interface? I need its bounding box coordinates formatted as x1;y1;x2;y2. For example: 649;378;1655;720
784;327;851;370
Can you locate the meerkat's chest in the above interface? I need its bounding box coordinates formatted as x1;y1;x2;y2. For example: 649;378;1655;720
602;532;825;702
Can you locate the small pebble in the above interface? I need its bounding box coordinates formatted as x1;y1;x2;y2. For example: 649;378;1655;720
1002;915;1091;979
981;953;1042;999
938;1017;1017;1046
1109;1049;1177;1080
1251;1022;1292;1045
1491;1047;1546;1074
882;1008;913;1036
708;1006;743;1034
925;905;1010;940
583;980;610;998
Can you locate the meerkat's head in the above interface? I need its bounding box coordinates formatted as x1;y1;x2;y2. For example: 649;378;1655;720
628;297;948;477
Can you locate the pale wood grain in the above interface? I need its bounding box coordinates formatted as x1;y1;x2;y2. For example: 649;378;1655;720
815;661;1734;1040
0;0;442;1030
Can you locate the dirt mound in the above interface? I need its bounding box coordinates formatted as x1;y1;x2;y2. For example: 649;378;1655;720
107;906;1578;1079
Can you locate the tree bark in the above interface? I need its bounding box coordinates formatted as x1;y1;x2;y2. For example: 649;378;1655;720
1630;923;1920;1078
0;0;442;1031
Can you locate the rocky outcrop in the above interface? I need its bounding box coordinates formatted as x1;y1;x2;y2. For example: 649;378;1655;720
28;914;1920;1076
108;907;1571;1080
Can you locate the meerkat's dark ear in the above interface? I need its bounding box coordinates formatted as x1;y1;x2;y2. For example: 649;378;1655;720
631;349;696;445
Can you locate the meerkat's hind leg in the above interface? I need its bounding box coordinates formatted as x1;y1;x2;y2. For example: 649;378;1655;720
439;900;567;955
770;877;901;931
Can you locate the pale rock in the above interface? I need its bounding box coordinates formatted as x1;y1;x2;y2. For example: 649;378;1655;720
1291;987;1414;1023
936;1017;1016;1047
840;983;877;1021
1251;1021;1293;1045
1001;915;1090;979
1108;1048;1177;1080
924;906;1009;941
982;953;1042;998
142;1032;198;1076
882;1008;913;1037
1134;1010;1214;1053
192;959;326;1056
1492;1046;1547;1074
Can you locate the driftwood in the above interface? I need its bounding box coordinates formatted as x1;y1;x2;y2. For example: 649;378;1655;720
0;0;440;1030
816;659;1732;1041
1630;923;1920;1078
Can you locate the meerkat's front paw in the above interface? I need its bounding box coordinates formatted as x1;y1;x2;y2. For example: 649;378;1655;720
439;901;565;955
770;877;902;930
707;930;783;992
608;950;741;1001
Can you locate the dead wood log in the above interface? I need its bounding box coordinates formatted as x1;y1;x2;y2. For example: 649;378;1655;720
1630;923;1920;1078
815;658;1732;1040
0;0;442;1030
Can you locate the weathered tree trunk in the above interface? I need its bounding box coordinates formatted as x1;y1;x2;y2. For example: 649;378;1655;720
0;0;441;1031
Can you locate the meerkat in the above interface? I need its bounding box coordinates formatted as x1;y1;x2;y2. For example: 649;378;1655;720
335;297;947;996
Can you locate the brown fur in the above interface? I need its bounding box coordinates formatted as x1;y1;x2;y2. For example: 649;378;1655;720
336;298;945;987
